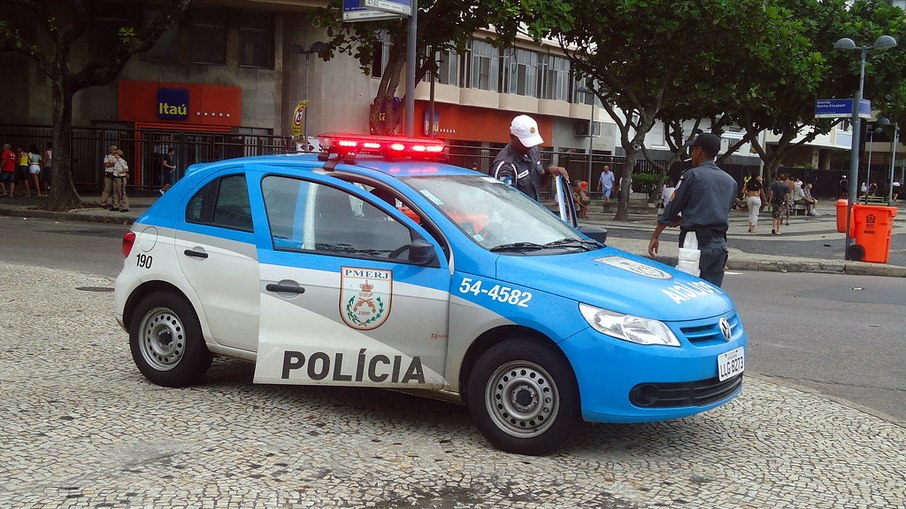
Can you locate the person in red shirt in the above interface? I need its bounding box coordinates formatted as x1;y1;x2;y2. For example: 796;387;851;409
0;143;16;197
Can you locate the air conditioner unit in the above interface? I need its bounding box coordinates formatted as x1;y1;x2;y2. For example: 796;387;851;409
575;121;602;137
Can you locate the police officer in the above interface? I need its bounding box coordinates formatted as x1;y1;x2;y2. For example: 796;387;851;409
647;133;737;287
492;115;568;200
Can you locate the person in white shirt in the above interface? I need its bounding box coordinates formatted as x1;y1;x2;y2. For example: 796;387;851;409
111;149;129;212
100;145;117;209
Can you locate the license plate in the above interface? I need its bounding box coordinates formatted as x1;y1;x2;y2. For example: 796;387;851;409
717;347;745;381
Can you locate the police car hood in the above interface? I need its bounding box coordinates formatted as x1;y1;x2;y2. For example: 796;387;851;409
495;247;734;322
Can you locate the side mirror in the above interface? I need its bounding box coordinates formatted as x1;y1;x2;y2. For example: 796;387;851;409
578;225;608;244
409;238;437;266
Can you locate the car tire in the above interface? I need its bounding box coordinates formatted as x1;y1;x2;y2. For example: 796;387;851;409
129;291;212;387
467;338;580;455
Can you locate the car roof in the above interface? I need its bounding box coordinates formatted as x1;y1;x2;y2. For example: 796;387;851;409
183;153;481;179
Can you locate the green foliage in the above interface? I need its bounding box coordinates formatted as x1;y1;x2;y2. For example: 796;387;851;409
118;27;137;43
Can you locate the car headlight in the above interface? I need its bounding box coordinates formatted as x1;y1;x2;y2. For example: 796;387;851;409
579;303;680;347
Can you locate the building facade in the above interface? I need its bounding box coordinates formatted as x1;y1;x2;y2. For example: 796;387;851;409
11;0;877;193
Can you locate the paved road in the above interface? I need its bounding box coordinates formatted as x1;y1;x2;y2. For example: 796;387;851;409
1;264;903;508
723;271;905;422
0;216;129;278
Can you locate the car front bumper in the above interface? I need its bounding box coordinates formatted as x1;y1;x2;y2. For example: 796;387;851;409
560;323;747;423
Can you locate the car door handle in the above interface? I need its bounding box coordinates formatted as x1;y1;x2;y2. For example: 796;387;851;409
266;283;305;294
184;249;208;259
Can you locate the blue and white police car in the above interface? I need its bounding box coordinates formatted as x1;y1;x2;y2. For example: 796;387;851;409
115;134;746;455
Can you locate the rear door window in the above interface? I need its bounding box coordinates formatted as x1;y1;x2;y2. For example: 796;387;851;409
186;173;253;232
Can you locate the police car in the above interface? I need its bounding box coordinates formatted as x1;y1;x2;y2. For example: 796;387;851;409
114;134;746;456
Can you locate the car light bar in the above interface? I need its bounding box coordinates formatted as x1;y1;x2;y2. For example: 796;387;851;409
317;133;446;163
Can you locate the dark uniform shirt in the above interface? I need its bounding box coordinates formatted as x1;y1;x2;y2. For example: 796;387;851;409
659;160;737;239
492;143;544;200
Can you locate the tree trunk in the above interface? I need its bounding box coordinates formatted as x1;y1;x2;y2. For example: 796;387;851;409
369;45;406;135
614;149;639;221
46;80;82;211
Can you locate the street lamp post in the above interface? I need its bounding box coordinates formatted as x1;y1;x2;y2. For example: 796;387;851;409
289;41;328;149
577;86;595;185
866;124;876;195
833;35;897;260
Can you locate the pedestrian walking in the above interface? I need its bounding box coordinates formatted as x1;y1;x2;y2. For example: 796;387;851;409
0;143;15;197
769;173;791;235
28;144;44;197
111;149;129;212
491;114;567;201
647;133;737;287
99;145;117;208
597;165;615;200
743;174;766;233
160;148;177;194
16;146;33;197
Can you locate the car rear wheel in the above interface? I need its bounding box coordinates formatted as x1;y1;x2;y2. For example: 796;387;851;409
467;338;579;455
129;291;212;387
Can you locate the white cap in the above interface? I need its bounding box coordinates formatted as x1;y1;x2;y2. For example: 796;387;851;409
510;115;543;147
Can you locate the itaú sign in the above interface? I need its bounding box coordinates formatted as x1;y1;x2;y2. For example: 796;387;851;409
157;88;190;120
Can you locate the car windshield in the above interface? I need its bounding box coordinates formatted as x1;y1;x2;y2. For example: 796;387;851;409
403;175;593;253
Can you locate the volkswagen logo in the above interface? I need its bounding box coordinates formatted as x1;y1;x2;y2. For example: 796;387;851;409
719;318;732;342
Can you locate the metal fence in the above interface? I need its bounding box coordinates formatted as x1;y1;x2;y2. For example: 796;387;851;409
2;124;762;197
0;125;294;194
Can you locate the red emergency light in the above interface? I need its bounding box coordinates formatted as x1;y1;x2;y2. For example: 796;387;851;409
318;133;446;163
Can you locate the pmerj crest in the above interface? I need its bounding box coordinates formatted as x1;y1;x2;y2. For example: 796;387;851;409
340;267;393;330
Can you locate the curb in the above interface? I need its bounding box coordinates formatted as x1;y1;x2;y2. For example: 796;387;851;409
0;206;135;225
653;255;906;278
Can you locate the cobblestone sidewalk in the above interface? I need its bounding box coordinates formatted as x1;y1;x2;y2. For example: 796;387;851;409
1;264;903;508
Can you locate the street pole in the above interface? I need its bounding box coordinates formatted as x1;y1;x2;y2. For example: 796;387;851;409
587;101;594;185
577;86;595;185
304;54;310;147
404;0;418;137
843;48;865;259
866;124;874;195
888;123;898;205
835;35;897;259
428;58;436;138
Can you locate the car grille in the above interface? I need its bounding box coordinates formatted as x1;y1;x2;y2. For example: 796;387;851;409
629;374;743;408
680;313;740;344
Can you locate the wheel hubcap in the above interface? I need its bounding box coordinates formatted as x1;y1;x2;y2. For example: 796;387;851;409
486;361;559;438
139;307;185;371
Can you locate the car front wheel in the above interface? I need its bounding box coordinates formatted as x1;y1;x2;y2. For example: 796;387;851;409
129;291;212;387
467;338;579;455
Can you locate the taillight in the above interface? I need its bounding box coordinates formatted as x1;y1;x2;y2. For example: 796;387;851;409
122;232;136;257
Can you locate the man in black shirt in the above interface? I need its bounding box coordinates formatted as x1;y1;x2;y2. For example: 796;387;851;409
492;115;567;200
648;133;737;287
769;173;791;235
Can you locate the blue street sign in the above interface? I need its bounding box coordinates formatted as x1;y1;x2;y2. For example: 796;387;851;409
816;98;872;119
342;0;405;21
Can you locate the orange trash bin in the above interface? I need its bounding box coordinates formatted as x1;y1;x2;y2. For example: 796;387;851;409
835;199;851;233
849;205;898;263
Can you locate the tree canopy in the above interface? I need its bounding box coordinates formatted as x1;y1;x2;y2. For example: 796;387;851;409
0;0;190;210
313;0;574;135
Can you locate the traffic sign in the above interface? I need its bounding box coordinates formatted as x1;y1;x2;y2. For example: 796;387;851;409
291;100;308;137
361;0;412;16
342;0;406;21
816;98;871;119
